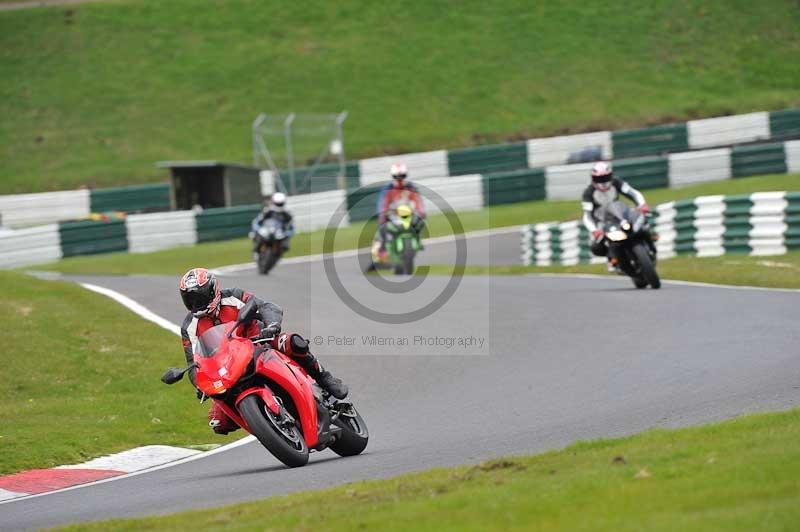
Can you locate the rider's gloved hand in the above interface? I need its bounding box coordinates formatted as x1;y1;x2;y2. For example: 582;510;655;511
592;229;604;241
260;322;281;339
638;204;651;215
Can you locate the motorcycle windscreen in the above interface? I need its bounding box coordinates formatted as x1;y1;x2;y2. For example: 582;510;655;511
259;218;285;240
196;323;232;358
597;201;630;225
195;323;254;394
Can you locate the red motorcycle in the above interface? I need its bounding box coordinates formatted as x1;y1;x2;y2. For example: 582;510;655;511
162;299;368;467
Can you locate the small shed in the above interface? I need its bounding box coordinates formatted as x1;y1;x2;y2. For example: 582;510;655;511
157;161;263;210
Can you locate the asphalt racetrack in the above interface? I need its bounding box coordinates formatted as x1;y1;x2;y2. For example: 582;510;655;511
3;235;799;530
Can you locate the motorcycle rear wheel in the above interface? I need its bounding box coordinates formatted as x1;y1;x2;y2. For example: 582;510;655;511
239;394;309;467
329;405;369;457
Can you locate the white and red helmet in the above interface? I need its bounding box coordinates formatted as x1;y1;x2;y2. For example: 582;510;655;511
179;268;221;318
591;162;613;191
390;162;408;180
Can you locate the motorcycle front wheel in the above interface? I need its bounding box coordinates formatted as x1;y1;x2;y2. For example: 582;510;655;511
239;394;309;467
401;241;415;275
258;248;274;275
329;405;369;457
632;243;660;289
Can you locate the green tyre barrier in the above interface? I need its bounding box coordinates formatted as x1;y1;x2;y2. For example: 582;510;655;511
59;219;128;257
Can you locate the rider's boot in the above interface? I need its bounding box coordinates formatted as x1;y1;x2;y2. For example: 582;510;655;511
208;401;240;435
313;367;349;400
377;224;390;261
278;334;349;399
607;256;620;273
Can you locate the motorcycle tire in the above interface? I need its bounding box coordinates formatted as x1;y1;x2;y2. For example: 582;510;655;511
401;241;415;275
329;405;369;457
632;276;648;289
269;247;283;272
239;394;309;467
632;243;661;289
258;248;275;275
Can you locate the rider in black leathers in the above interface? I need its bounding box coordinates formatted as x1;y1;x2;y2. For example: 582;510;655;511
581;162;650;270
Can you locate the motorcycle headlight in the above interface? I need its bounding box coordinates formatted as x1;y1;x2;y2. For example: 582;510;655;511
621;220;631;231
606;230;628;242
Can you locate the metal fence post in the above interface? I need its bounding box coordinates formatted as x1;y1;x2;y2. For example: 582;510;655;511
284;113;296;196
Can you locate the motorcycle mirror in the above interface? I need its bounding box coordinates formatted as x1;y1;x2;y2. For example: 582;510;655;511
237;298;258;322
161;367;186;385
228;298;259;339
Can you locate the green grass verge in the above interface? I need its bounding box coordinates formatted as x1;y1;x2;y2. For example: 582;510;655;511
1;0;799;193
427;252;800;290
36;173;800;275
2;271;235;475
56;408;800;531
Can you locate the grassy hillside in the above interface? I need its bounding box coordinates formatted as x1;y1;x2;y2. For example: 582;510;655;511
1;0;799;193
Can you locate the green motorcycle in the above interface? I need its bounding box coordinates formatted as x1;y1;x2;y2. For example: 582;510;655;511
384;204;424;275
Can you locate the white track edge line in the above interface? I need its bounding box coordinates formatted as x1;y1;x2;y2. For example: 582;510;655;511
0;436;256;506
79;283;182;335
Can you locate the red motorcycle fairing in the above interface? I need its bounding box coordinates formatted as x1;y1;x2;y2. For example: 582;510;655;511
235;386;281;415
194;335;254;396
255;349;320;448
209;386;281;434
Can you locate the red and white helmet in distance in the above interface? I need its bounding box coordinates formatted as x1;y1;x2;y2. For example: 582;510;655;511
179;268;221;318
591;161;613;191
390;162;408;180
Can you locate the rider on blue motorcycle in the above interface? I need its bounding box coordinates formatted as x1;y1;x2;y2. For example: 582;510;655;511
250;192;294;255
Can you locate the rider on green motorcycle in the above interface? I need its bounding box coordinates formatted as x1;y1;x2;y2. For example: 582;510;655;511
376;163;426;260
